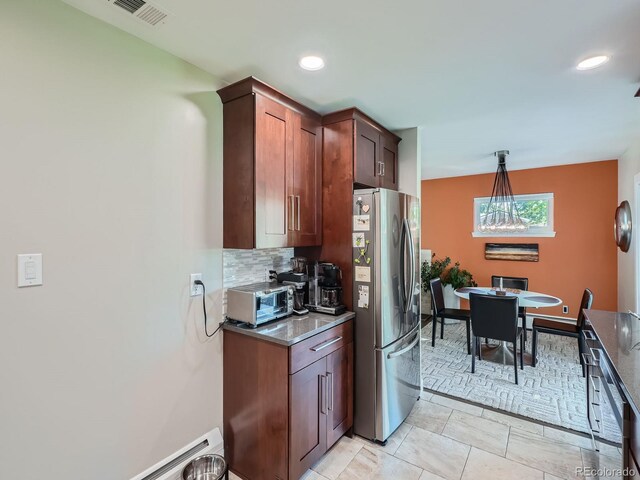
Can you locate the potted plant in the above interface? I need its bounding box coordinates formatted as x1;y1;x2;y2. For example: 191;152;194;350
421;254;476;321
441;262;477;312
443;262;477;290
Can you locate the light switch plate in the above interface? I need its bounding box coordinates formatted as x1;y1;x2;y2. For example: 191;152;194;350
18;253;43;287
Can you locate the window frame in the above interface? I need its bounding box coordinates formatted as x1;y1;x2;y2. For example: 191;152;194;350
472;192;556;238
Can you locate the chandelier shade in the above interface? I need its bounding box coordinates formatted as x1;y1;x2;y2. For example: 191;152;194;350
477;151;528;233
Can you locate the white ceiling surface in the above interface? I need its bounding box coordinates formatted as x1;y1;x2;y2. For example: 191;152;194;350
63;0;640;179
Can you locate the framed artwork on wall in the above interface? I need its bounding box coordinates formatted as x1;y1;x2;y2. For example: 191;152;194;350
485;243;539;262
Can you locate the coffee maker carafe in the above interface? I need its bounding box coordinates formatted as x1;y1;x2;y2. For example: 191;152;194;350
306;262;347;315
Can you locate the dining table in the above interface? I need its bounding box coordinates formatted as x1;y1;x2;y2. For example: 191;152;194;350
454;286;562;366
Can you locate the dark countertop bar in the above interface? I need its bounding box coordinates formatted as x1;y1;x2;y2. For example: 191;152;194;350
584;309;640;409
223;311;355;346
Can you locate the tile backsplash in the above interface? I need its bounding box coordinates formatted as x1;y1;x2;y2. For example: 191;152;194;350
223;247;294;289
222;248;294;313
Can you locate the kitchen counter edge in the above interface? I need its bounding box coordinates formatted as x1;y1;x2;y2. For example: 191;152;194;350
223;311;355;347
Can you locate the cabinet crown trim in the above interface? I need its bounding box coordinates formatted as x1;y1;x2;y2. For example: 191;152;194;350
321;107;401;143
217;76;321;119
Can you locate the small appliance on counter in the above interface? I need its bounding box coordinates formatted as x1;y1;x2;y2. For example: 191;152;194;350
275;257;309;315
226;282;293;327
306;262;347;315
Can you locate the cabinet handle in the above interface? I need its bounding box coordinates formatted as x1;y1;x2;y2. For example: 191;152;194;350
582;353;598;368
377;161;383;176
327;372;333;411
310;336;342;352
320;374;327;414
296;195;301;231
381;162;385;177
288;195;295;231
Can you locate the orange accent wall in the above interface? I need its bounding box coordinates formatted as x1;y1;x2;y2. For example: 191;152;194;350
421;160;618;316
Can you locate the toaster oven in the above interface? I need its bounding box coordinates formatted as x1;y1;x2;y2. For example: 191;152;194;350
226;282;294;327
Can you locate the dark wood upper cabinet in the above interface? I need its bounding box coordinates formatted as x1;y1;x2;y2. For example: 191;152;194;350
323;108;401;191
380;134;399;190
354;120;381;188
217;77;322;248
290;113;322;246
255;94;291;248
316;108;401;310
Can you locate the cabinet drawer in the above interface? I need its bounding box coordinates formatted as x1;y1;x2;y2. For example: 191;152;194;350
290;321;353;374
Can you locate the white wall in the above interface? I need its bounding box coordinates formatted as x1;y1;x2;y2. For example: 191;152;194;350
396;127;422;198
0;2;225;479
618;138;640;312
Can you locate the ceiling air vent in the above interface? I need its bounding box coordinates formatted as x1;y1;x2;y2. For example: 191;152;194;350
112;0;168;26
113;0;146;14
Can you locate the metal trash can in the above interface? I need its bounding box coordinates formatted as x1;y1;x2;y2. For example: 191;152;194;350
182;454;228;480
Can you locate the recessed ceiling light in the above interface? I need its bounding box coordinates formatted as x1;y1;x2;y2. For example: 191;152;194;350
576;55;610;71
299;56;325;71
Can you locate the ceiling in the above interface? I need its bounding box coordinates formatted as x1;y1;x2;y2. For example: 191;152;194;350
63;0;640;179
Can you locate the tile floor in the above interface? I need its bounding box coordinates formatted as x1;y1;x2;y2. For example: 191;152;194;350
301;392;622;480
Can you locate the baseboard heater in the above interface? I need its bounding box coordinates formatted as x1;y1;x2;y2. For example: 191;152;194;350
130;428;223;480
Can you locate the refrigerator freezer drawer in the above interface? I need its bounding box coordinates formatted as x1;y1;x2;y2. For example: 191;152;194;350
375;326;421;441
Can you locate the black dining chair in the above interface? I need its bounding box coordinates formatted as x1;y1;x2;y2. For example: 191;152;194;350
469;293;524;385
491;276;529;342
430;278;472;354
531;288;593;375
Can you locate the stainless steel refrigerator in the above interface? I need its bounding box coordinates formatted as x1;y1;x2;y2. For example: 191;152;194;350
352;188;421;443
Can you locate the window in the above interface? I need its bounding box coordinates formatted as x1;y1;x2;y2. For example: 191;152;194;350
472;193;555;237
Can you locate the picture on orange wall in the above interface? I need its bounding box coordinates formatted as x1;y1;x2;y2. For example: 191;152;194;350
485;243;539;262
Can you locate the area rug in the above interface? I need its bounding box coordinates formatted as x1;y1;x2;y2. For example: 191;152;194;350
421;322;621;443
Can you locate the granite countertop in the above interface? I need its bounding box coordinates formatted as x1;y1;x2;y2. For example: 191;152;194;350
584;309;640;410
223;311;355;346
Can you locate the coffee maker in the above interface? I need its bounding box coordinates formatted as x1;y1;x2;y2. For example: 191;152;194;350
306;262;347;315
275;257;309;315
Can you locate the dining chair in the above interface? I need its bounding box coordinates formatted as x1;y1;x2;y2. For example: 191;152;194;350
531;288;593;375
430;278;472;354
469;293;524;385
491;275;529;342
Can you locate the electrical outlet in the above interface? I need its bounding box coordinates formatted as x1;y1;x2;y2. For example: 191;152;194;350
190;273;203;296
562;305;569;314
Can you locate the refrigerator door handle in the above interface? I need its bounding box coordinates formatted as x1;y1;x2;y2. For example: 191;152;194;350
406;219;416;311
402;218;414;313
399;218;407;312
387;330;420;359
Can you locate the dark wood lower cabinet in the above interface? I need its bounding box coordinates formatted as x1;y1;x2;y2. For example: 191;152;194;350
326;344;354;447
289;343;354;479
289;358;328;480
224;321;354;480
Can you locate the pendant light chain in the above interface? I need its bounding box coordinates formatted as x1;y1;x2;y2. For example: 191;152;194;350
478;151;528;233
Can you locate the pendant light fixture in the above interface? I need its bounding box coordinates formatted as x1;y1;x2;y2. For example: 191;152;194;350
478;150;528;233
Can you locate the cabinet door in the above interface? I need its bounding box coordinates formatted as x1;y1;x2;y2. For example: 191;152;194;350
290;357;328;480
290;113;322;246
326;343;354;448
255;94;293;248
354;120;381;188
380;135;398;191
